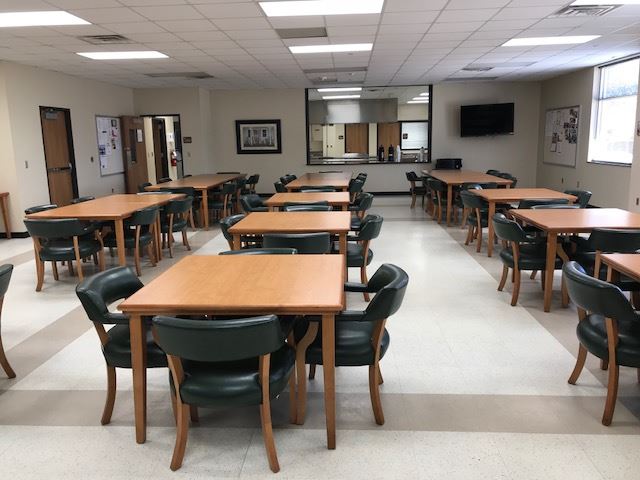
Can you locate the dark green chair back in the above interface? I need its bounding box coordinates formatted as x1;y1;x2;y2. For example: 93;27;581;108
531;204;580;209
492;213;531;243
0;264;13;299
405;171;419;182
274;181;287;193
24;204;57;215
565;189;592;208
71;196;95;204
486;169;500;175
426;178;447;192
517;198;569;209
460;190;487;210
159;186;197;198
126;207;158;228
219;248;297;255
164;197;193;216
300;187;336;192
283;205;332;212
240;194;266;212
153;315;284;362
158;177;172;183
563;261;636;322
360;264;409;321
263;233;330;254
587;228;640;253
24;218;92;239
352;192;374;211
246;174;259;184
478;182;498;189
357;214;383;241
138;182;152;192
283;201;329;207
220;183;237;195
220;214;245;244
348;178;365;194
76;266;142;325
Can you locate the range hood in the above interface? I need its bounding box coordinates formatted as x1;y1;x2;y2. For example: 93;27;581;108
308;98;398;124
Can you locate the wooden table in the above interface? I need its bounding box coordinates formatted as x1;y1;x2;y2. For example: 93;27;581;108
510;208;640;312
472;188;577;257
601;253;640;283
118;254;345;448
422;170;512;227
0;192;10;239
264;192;351;211
147;173;245;229
228;211;351;255
285;173;352;192
26;194;183;266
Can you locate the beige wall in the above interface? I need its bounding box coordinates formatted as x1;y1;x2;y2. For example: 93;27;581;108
0;67;19;235
536;67;632;208
432;81;541;187
398;103;428;121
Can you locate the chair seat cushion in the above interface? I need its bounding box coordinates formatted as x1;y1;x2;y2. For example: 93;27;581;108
296;320;390;367
350;217;362;230
161;218;188;233
577;314;640;368
103;324;167;369
175;345;295;407
331;242;373;267
39;238;102;261
103;231;154;249
499;244;563;271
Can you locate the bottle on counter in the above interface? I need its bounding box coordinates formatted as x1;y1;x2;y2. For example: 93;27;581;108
377;145;385;162
388;144;394;162
419;146;425;162
396;145;402;162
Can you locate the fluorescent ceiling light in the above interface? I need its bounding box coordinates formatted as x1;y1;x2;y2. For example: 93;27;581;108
77;51;168;60
502;35;600;46
260;0;383;17
322;95;361;100
408;100;429;104
0;11;89;27
411;97;429;101
290;43;373;54
571;0;640;4
317;87;362;92
419;92;429;97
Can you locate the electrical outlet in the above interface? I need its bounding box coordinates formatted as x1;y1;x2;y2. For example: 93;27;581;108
24;161;28;169
636;198;639;206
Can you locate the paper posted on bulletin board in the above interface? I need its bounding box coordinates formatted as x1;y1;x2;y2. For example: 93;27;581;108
543;106;579;167
96;116;124;176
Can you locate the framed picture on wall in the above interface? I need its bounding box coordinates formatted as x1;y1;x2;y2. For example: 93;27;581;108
235;119;282;154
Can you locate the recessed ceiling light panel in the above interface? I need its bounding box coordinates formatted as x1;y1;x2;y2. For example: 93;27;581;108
408;100;429;104
0;11;89;27
502;35;600;46
260;0;383;17
411;97;430;101
290;43;373;54
77;51;168;60
322;95;361;100
419;92;429;97
317;87;362;92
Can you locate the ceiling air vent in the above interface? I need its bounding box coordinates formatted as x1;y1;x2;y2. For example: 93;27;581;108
146;72;214;79
77;34;133;45
551;4;619;17
276;27;327;39
462;66;494;72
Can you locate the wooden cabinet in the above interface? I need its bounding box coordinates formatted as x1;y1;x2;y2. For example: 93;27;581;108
377;122;400;151
345;123;369;154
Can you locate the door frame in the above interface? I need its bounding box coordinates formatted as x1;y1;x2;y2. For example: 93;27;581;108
140;113;184;179
152;118;169;180
39;106;79;202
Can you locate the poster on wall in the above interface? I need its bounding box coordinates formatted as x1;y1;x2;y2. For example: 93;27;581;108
543;106;579;167
235;119;282;154
96;115;124;176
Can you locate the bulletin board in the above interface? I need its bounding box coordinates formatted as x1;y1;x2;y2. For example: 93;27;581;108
543;105;580;167
95;115;124;176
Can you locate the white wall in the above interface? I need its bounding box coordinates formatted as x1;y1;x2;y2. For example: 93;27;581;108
398;103;429;121
432;81;541;187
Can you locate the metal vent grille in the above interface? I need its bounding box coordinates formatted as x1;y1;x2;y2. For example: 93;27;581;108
276;27;327;39
552;5;619;17
77;34;132;45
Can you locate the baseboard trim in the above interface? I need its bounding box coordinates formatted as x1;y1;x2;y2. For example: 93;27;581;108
0;232;29;239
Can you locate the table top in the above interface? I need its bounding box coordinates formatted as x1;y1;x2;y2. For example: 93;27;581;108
146;173;245;190
229;211;352;234
509;208;640;233
264;192;351;207
286;173;352;190
25;193;184;220
601;254;640;281
472;188;577;202
423;170;512;186
118;254;345;315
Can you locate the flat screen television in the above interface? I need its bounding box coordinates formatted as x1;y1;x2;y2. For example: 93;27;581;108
460;103;514;137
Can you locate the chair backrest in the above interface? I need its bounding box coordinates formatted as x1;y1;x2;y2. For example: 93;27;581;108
486;169;500;175
531;204;580;209
163;197;193;216
76;266;143;325
586;228;640;253
159;186;197;198
357;214;383;241
406;171;419;182
138;182;152;193
478;182;498;189
352;192;374;211
491;213;531;243
219;214;245;245
0;264;13;300
219;248;297;255
460;190;487;210
247;174;259;185
283;205;333;212
24;218;92;240
274;181;287;193
426;178;447;193
362;264;409;321
24;204;58;215
563;261;637;322
348;178;365;194
300;187;336;192
126;206;158;227
240;194;264;212
157;177;172;183
517;198;569;209
221;182;237;195
283;201;329;207
153;315;285;362
564;189;592;208
263;233;330;254
71;196;95;204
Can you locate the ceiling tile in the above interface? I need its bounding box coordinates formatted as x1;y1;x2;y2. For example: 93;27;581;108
193;2;263;19
132;5;203;21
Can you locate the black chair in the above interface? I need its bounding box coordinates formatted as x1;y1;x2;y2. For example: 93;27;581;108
152;314;295;472
161;197;193;258
0;264;15;378
159;186;200;228
24;218;104;291
426;178;447;223
486;169;501;175
565;189;592;208
158;177;172;183
243;174;260;194
531;204;580;209
295;263;408;425
300;186;336;192
219;214;261;250
282;205;332;212
405;172;426;208
71;196;95;204
24;204;57;215
219;248;297;255
240;194;268;213
563;261;640;426
496;172;517;188
348;178;365;200
518;198;570;209
103;207;158;276
208;182;236;220
492;213;564;306
349;192;374;230
274;181;287;193
76;267;167;425
460;189;489;253
138;182;152;193
456;183;482;227
263;233;330;254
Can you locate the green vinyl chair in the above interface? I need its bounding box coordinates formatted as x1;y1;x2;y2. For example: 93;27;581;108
0;264;15;378
160;197;193;257
219;248;297;255
240;194;268;213
152;315;295;473
263;233;330;254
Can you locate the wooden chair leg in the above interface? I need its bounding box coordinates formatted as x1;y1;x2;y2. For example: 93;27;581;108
540;270;546;291
182;230;191;251
360;266;370;302
147;244;156;267
295;321;319;425
170;392;178;424
464;225;473;245
134;245;141;276
67;257;74;276
600;358;608;370
561;274;569;308
308;364;316;380
498;265;509;291
369;363;385;425
170;403;190;471
101;365;116;425
73;237;84;282
35;256;45;292
530;270;537;280
410;192;416;208
378;368;384;385
287;334;297;424
260;399;280;473
0;332;16;378
51;261;59;281
602;361;619;426
511;267;521;306
475;225;483;253
189;405;199;423
568;344;587;385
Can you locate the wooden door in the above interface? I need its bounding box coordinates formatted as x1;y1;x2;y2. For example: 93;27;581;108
152;118;169;181
121;116;149;193
40;107;77;206
377;122;401;151
345;123;368;154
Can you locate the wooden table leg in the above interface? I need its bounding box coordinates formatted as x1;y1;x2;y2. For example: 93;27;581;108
321;313;336;449
0;195;10;239
543;232;558;312
202;189;209;230
155;217;162;261
487;201;496;257
446;184;453;227
338;233;347;256
114;218;126;267
232;233;241;250
268;206;276;212
341;204;347;211
130;314;147;444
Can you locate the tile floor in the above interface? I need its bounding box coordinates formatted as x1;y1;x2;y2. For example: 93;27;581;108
0;196;639;479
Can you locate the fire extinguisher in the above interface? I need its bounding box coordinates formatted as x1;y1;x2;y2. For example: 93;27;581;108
170;150;177;166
